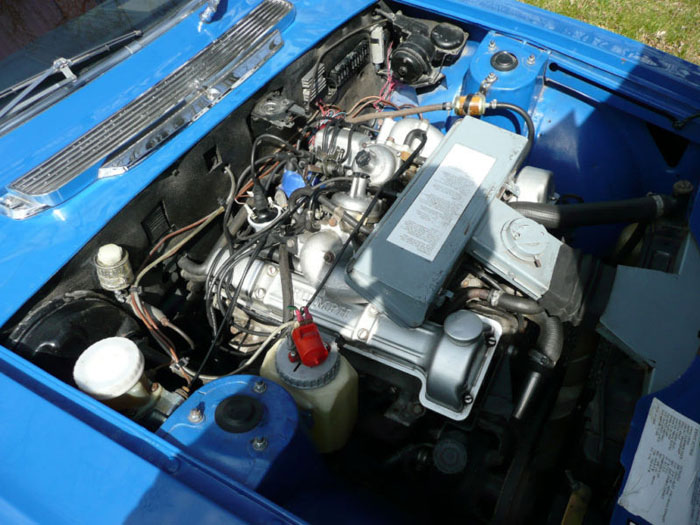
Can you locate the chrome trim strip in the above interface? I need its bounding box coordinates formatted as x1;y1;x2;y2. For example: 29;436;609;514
1;0;293;219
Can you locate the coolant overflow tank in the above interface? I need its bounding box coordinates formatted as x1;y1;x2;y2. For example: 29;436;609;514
261;339;358;454
158;375;320;498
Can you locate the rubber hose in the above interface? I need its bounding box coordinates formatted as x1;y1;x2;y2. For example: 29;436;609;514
511;313;564;420
457;287;543;315
509;195;675;230
494;293;544;315
492;102;535;165
531;312;564;366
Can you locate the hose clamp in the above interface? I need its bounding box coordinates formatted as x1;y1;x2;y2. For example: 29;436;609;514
650;194;666;217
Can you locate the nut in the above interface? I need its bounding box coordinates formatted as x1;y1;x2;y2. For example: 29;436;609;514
252;380;267;394
252;436;268;451
188;408;204;423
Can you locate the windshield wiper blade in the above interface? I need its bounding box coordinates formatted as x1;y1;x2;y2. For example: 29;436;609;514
0;29;143;120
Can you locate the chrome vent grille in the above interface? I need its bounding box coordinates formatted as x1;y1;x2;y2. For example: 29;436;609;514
2;0;293;219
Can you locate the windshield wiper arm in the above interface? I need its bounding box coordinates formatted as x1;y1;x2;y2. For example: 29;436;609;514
0;29;143;120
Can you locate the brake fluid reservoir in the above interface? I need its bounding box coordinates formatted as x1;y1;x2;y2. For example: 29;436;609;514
73;337;151;410
261;337;358;453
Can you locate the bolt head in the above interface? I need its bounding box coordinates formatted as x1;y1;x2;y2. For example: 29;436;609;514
188;408;204;423
266;265;278;276
254;288;266;299
357;328;369;341
463;394;474;405
252;436;268;451
252;380;267;394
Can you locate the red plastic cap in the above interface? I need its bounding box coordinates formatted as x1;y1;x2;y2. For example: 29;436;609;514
291;308;329;367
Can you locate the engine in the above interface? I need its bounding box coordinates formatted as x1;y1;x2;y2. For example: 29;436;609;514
199;111;578;424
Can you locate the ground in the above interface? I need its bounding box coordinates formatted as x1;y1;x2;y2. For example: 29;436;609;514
522;0;700;64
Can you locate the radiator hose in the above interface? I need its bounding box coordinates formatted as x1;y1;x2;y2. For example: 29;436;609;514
512;313;564;420
509;194;676;230
453;287;543;316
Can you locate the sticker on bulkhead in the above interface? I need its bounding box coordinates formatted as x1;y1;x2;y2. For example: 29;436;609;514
617;397;700;525
387;143;495;261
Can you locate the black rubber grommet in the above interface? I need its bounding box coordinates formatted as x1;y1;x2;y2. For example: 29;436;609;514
215;395;264;433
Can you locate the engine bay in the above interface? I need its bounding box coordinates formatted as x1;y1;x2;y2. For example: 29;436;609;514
2;3;697;523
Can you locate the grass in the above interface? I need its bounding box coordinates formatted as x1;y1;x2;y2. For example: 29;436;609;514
521;0;700;64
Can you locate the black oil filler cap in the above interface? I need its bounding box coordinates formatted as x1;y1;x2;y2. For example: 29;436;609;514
215;395;264;433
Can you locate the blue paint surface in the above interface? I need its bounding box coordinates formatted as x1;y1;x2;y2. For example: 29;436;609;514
0;0;698;522
158;375;319;497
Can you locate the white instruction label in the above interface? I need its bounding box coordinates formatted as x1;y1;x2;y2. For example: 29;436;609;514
618;398;700;525
386;144;495;261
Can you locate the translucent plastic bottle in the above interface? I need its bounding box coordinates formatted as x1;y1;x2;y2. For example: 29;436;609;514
260;339;358;453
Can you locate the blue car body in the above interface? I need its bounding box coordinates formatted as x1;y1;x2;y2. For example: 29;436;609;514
0;0;697;523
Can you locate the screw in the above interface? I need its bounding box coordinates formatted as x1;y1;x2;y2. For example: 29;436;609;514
266;265;278;276
254;288;266;299
486;72;497;82
252;436;268;451
323;251;335;264
526;54;536;65
411;403;425;416
328;217;338;227
253;380;267;394
488;40;496;50
369;305;379;316
357;328;369;341
188;408;204;423
463;394;474;405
